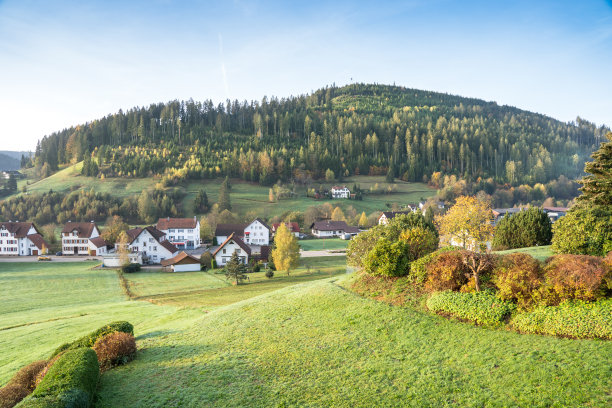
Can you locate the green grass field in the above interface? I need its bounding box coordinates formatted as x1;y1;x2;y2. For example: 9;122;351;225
3;257;611;407
494;245;553;261
299;238;349;251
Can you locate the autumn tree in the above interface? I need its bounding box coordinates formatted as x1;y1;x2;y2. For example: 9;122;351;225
101;216;130;244
117;231;131;267
358;211;368;228
325;168;335;181
437;195;493;250
271;223;300;275
331;207;346;221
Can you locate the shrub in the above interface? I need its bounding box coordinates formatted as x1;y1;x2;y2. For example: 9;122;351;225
7;360;47;391
121;263;141;273
252;262;261;272
410;246;459;284
363;238;412;277
424;250;471;292
493;253;543;310
551;206;612;256
93;332;137;372
398;226;438;261
346;225;385;268
539;255;611;306
51;321;134;357
210;259;218;269
19;348;99;408
265;269;274;279
511;299;612;340
426;290;516;326
492;208;552;250
200;252;212;270
0;384;30;408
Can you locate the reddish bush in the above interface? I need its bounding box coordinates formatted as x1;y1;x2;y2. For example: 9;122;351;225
493;253;543;310
93;332;137;372
0;383;29;408
540;254;612;305
424;251;471;293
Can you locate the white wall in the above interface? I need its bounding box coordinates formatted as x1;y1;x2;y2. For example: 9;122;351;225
173;263;200;272
244;220;269;245
215;241;249;266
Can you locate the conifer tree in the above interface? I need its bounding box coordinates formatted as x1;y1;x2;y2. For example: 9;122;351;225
224;251;247;285
578;132;612;207
217;178;232;211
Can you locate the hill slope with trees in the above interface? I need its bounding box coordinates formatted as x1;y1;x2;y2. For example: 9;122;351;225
30;84;608;187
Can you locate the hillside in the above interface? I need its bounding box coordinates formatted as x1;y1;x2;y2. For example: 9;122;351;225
0;153;20;171
32;84;608;188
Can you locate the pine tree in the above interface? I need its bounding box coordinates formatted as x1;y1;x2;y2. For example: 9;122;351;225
218;179;232;211
194;189;209;213
271;223;300;275
578;132;612;207
224;251;247;285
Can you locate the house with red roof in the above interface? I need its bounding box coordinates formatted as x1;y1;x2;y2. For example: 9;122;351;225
61;221;104;255
156;217;201;249
0;221;49;256
161;251;202;272
271;222;300;237
212;233;252;266
215;218;271;246
120;226;179;264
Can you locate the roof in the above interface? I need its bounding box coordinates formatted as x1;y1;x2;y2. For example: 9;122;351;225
331;185;349;190
125;226;165;244
26;233;49;250
310;220;351;231
272;222;300;232
213;233;252;256
161;251;201;266
160;240;179;254
126;227;143;243
0;222;37;238
157;217;198;230
89;236;109;248
61;222;98;238
215;223;246;237
492;208;524;216
543;207;569;213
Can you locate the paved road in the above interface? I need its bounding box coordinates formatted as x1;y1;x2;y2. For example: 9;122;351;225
0;255;101;263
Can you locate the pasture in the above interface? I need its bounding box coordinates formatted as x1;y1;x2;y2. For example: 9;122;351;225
494;245;553;261
299;238;349;251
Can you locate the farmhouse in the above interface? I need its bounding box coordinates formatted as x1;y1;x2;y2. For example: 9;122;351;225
271;222;300;237
156;217;201;249
310;220;360;238
161;251;201;272
331;186;350;199
378;210;415;225
61;221;102;255
0;221;49;256
122;226;179;264
213;233;251;266
215;218;270;246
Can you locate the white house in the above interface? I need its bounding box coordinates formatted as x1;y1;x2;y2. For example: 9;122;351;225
61;221;101;255
122;226;179;264
331;186;350;199
310;220;360;238
213;233;251;266
161;251;201;272
0;222;49;256
215;218;271;246
156;217;201;249
88;237;110;256
271;222;300;237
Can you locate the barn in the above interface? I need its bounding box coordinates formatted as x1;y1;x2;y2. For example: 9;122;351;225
161;251;201;272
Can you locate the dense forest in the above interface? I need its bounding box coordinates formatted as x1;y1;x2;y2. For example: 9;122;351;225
32;84;607;187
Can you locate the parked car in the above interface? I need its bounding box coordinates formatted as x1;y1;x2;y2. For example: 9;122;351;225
38;256;52;261
55;251;62;256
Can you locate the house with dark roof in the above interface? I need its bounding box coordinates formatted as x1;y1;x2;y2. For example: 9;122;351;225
212;233;252;266
215;218;271;246
161;251;202;272
0;221;49;256
378;211;413;225
271;222;300;237
61;221;101;255
120;226;179;264
310;220;360;238
156;217;201;249
491;208;525;225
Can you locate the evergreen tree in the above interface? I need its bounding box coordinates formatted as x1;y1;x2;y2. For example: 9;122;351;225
578;132;612;207
224;251;247;285
492;208;552;250
193;189;209;213
7;174;17;192
218;179;232;211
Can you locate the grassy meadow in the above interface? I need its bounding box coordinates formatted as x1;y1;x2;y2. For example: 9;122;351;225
494;245;554;262
299;238;349;251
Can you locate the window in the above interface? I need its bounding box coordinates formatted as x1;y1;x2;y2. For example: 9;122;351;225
188;229;193;233
222;248;226;254
178;229;184;233
149;238;154;243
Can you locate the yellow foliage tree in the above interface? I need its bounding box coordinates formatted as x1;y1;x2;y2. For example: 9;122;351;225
271;223;300;275
358;212;368;228
117;231;131;267
331;207;346;221
436;195;493;251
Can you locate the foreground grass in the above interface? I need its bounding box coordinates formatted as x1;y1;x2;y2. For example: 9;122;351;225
98;275;612;407
494;245;553;262
123;257;348;308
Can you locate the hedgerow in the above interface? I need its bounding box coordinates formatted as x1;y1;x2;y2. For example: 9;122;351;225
93;332;137;372
511;299;612;340
493;253;543;310
409;246;459;284
51;321;134;358
17;348;99;408
426;290;516;326
0;360;47;408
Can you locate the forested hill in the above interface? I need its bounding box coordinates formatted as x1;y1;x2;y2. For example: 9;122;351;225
32;84;608;186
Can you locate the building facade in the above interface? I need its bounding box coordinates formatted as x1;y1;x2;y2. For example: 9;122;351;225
156;217;201;249
123;226;179;264
331;186;350;199
0;222;49;256
213;233;251;266
61;222;100;255
310;220;360;238
215;218;271;246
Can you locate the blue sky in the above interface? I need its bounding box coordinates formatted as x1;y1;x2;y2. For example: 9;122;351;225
0;0;611;151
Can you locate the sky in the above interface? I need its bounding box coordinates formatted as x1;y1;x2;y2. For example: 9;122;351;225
0;0;611;151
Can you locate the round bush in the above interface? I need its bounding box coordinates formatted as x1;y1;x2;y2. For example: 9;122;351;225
493;253;543;310
551;207;612;256
410;246;459;284
363;238;412;277
121;263;141;273
93;332;137;372
265;269;274;279
539;254;612;306
492;208;552;250
424;250;471;293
